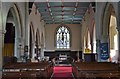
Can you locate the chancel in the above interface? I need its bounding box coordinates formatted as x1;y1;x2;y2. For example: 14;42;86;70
0;1;120;79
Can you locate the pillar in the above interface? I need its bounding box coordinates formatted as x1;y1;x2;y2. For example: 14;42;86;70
24;2;29;61
41;22;45;58
96;39;100;62
32;42;35;59
117;29;120;64
0;1;3;78
118;1;120;65
41;44;44;58
90;40;93;53
76;50;80;61
0;30;3;79
14;37;21;60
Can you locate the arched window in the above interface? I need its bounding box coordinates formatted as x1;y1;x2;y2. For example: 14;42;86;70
56;26;70;49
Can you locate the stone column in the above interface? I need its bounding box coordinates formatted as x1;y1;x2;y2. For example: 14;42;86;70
93;41;96;53
32;42;35;59
117;29;120;64
96;39;100;62
116;22;120;64
14;37;23;59
14;37;24;62
24;2;29;61
41;45;44;58
0;30;3;79
41;23;45;59
76;50;80;61
0;1;3;78
117;2;120;65
90;40;93;53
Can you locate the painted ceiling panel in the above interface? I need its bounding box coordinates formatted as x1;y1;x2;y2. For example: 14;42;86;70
49;2;62;6
74;15;83;18
63;7;75;10
38;7;49;12
35;2;95;24
63;2;76;6
51;7;62;11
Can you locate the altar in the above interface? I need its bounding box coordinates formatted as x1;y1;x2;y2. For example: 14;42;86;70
55;54;71;66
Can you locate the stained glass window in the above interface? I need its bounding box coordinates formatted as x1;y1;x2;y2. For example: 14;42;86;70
56;26;70;49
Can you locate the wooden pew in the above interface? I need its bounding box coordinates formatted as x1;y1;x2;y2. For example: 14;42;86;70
2;62;53;79
72;62;120;79
2;71;38;79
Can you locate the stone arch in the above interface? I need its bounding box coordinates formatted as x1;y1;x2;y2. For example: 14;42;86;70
102;3;115;36
3;3;23;59
102;3;118;62
6;4;23;37
83;28;91;53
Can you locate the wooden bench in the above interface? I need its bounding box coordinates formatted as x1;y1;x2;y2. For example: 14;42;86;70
72;62;120;79
2;62;53;79
2;71;38;79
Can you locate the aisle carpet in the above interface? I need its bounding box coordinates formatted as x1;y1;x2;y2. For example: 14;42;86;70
51;66;74;79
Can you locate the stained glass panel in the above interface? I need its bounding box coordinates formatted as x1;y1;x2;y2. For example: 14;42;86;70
56;26;70;49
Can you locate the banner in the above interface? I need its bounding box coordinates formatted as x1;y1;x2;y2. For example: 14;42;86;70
100;43;109;60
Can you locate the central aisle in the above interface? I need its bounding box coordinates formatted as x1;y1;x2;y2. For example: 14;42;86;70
51;66;74;79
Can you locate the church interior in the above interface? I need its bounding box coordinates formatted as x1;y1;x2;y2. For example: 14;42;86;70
0;1;120;79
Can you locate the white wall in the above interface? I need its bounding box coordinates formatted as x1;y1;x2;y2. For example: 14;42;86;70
45;24;81;51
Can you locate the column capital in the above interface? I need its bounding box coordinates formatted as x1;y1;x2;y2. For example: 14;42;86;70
0;30;6;35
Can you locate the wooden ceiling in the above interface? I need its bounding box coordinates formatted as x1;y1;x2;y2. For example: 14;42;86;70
34;1;95;24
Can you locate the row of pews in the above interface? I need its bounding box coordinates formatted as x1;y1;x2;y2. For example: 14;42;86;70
72;62;120;79
2;61;53;79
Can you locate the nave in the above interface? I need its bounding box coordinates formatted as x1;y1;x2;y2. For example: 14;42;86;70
0;1;120;79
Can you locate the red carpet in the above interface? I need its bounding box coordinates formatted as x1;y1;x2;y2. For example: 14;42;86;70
51;66;73;79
